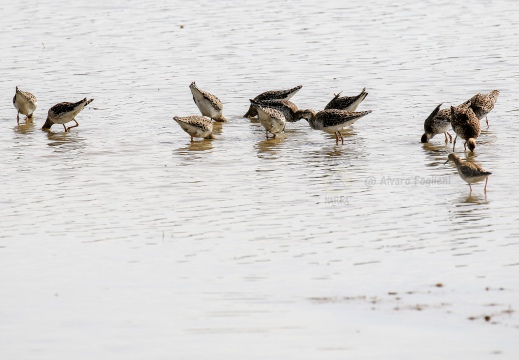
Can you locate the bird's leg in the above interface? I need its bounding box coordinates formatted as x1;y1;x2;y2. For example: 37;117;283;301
334;132;339;145
340;131;344;145
17;111;20;124
444;133;448;143
484;177;488;193
486;116;489;127
63;124;67;132
452;135;457;152
265;129;269;139
464;141;467;151
66;120;79;132
190;136;194;142
447;132;453;143
469;184;473;193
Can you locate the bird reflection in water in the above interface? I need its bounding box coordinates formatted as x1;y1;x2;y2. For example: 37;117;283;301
211;122;224;136
256;134;285;156
175;138;214;156
174;140;214;165
46;130;85;151
448;194;492;241
459;192;489;205
14;119;36;135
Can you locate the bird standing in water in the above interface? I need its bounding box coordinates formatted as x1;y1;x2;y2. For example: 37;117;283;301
189;82;226;122
42;98;94;132
462;89;499;127
450;104;480;153
298;108;372;145
444;153;491;193
421;103;452;144
13;86;37;124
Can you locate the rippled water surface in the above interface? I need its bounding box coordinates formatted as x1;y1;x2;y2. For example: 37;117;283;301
1;0;519;358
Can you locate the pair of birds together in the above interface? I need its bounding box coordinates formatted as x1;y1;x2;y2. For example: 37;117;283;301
13;86;94;132
173;82;372;145
421;89;500;193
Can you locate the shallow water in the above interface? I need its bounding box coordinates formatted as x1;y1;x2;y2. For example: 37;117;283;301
1;0;519;358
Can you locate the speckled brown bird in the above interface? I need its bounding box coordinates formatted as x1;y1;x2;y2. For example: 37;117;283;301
243;85;302;118
444;153;491;193
450;104;480;153
421;103;452;144
173;115;214;141
299;108;372;145
250;99;286;139
42;98;94;132
463;90;499;127
324;87;368;112
254;99;302;123
189;82;226;122
13;86;37;124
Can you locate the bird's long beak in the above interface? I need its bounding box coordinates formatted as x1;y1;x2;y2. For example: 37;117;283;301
444;159;449;165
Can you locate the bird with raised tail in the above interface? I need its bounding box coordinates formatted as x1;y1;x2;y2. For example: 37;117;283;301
249;99;286;139
243;85;302;118
450;104;480;153
173;116;214;142
444;153;491;193
189;82;226;122
421;103;453;144
324;87;368;111
298;109;372;145
42;98;94;132
13;86;37;124
463;89;499;127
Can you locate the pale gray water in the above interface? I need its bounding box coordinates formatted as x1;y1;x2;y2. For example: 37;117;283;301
1;0;519;358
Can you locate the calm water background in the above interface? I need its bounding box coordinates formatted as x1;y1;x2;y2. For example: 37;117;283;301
1;0;518;358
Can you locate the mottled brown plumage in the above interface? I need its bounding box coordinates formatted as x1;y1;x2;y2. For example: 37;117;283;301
421;103;452;143
444;153;491;192
254;99;300;122
244;85;302;118
250;99;286;139
450;104;480;153
173;115;214;142
300;108;372;145
42;98;94;132
324;88;368;111
463;90;499;126
13;86;38;123
189;82;226;122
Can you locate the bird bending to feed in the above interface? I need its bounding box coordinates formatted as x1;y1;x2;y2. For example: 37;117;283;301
189;82;226;122
13;86;38;124
298;109;372;145
42;98;94;132
173;115;214;142
463;89;499;127
324;87;368;111
249;99;286;139
450;104;480;153
421;103;453;144
243;85;302;118
253;99;302;123
444;153;491;193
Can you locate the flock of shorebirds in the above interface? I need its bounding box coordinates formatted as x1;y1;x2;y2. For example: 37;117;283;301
420;89;498;193
12;83;499;193
13;86;94;132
